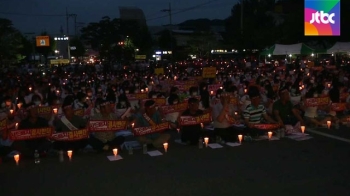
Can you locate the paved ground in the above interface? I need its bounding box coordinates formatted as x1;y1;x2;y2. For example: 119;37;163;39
1;128;350;196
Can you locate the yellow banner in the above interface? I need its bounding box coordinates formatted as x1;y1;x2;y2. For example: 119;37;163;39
202;67;217;78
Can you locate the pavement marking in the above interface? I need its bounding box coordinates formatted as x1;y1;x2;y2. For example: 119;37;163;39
307;129;350;144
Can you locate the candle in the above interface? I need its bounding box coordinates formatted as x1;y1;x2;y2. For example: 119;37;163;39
17;103;22;109
234;112;238;116
200;123;204;129
141;89;144;93
238;135;243;143
10;109;13;114
56;90;60;94
53;108;58;114
327;121;331;129
14;154;20;165
210;91;214;95
131;123;135;128
299;86;302;90
113;148;118;157
204;137;209;147
176;128;180;133
29;87;32;91
220;86;223;90
67;150;73;161
15;123;18;129
301;126;305;134
327;83;331;88
244;89;247;93
163;143;168;152
145;88;149;92
268;131;273;140
174;76;177;80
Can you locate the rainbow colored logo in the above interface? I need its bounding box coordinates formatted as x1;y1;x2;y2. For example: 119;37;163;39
304;0;340;36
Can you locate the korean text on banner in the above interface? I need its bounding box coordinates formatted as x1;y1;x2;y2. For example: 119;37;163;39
304;97;329;107
10;127;53;141
89;120;128;132
202;67;216;78
160;103;188;114
51;129;89;141
133;122;169;136
179;113;212;126
37;106;52;115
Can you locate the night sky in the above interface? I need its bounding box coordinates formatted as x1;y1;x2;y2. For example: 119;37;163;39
0;0;237;34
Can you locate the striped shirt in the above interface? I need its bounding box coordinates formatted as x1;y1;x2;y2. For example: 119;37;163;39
243;104;266;123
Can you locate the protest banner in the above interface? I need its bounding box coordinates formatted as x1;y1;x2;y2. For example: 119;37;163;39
51;129;89;141
179;113;211;126
202;67;216;78
133;122;169;136
304;97;330;107
160;103;188;114
9;127;53;141
89;120;128;132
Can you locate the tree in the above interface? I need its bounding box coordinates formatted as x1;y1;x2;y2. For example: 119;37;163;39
69;37;86;58
81;16;122;62
0;18;24;66
186;31;219;58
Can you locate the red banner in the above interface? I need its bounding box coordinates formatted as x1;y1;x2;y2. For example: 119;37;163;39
304;97;329;107
51;129;89;141
88;120;128;132
174;80;198;86
331;103;347;111
253;124;279;130
179;113;212;126
160;103;188;114
133;122;169;136
141;98;166;106
126;93;148;100
9;127;53;141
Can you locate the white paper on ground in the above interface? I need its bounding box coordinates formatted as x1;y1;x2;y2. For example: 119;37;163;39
204;126;215;130
147;150;163;156
174;139;188;145
208;143;223;149
122;141;141;150
291;132;309;136
226;142;241;147
255;135;279;141
107;155;123;161
233;124;245;127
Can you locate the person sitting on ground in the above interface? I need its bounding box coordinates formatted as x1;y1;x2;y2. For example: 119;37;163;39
273;87;305;127
178;98;204;145
53;101;88;151
134;100;170;148
243;86;279;138
12;103;52;157
89;100;125;152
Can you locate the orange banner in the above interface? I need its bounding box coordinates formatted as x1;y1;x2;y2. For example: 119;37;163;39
304;97;329;107
126;93;148;100
133;122;169;136
202;67;217;78
230;97;239;105
9;127;53;141
36;36;50;47
37;106;52;115
253;124;279;130
331;103;347;111
179;113;212;126
74;109;84;117
0;118;7;131
51;129;89;141
160;103;188;114
141;98;166;106
88;120;128;132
